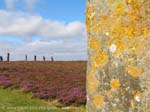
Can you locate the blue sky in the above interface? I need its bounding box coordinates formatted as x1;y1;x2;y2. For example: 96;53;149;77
0;0;86;22
0;0;87;61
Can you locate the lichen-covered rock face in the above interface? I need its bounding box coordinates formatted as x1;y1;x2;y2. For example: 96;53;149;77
86;0;150;112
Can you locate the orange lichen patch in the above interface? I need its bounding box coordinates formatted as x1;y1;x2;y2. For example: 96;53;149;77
126;0;141;22
127;10;140;22
132;91;141;97
126;0;139;7
126;0;140;9
88;81;100;94
93;94;104;107
125;25;136;39
86;20;90;33
109;0;116;3
86;6;96;32
111;25;124;39
88;86;95;94
108;0;116;8
93;50;108;67
87;74;95;83
115;39;125;50
131;0;140;10
87;68;98;84
126;0;132;4
89;37;101;49
87;64;100;94
99;15;111;31
88;67;96;82
130;42;140;54
126;41;141;55
86;6;96;18
90;64;96;74
111;39;126;55
100;16;118;34
127;66;142;77
133;27;142;36
110;19;126;39
110;79;120;89
128;14;138;22
91;23;102;35
114;1;126;16
143;28;148;37
100;15;109;21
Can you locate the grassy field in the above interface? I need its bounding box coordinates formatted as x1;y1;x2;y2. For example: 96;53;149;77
0;88;85;112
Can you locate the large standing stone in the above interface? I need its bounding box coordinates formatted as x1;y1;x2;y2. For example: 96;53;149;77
86;0;150;112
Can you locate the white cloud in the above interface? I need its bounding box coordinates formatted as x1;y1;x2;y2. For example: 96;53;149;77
24;0;37;9
0;39;87;61
4;0;38;10
0;10;87;61
0;10;85;39
4;0;17;10
0;40;18;53
0;40;86;61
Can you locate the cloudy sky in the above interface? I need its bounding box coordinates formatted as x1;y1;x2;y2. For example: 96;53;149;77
0;0;87;61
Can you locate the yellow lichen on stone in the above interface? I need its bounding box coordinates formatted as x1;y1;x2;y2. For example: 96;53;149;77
91;23;102;35
128;42;140;54
130;0;140;9
87;67;97;84
126;0;140;10
126;0;141;23
100;15;116;29
109;19;127;40
110;79;120;89
86;0;150;111
87;65;99;94
125;25;136;39
89;64;96;74
88;80;100;94
86;6;96;33
87;74;95;83
109;39;126;55
126;0;132;4
114;39;125;55
93;50;108;67
143;28;148;37
100;15;109;21
109;0;115;3
114;1;126;16
127;66;142;77
89;37;101;49
93;94;104;107
88;86;96;94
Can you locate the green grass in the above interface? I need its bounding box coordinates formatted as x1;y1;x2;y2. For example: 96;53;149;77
0;89;85;112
